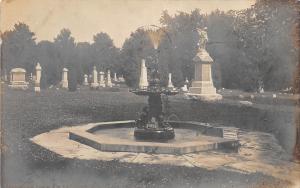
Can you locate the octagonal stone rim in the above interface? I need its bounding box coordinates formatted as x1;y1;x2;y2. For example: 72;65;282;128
69;120;239;154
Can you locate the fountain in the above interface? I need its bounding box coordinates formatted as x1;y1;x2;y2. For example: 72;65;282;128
131;68;178;140
130;26;179;140
64;26;240;154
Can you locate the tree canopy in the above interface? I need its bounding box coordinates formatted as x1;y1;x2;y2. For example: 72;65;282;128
1;1;298;92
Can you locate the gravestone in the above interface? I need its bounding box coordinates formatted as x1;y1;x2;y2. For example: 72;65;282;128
34;63;42;92
106;70;113;87
8;68;28;90
187;28;222;100
83;74;88;86
167;73;174;88
181;85;188;92
99;71;105;87
139;59;148;89
90;66;99;89
61;68;68;89
113;73;118;82
118;75;125;83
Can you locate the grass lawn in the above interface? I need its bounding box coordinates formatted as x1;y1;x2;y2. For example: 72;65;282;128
1;85;296;188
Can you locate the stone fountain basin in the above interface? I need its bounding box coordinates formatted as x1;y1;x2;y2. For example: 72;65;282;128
69;120;239;154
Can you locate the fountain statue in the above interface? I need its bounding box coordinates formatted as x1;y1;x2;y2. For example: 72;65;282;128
130;26;178;140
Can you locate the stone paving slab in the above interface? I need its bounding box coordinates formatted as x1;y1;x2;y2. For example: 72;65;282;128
30;123;300;186
183;152;240;170
132;153;194;167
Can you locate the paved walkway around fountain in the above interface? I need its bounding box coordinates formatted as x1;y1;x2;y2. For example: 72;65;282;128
31;122;300;187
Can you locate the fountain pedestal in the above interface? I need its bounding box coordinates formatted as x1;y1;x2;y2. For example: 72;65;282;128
134;93;175;140
131;66;178;141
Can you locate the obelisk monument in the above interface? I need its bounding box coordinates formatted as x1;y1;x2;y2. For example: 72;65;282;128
34;62;42;92
139;59;148;89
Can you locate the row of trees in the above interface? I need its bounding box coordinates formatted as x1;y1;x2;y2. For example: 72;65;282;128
1;0;298;91
1;25;120;90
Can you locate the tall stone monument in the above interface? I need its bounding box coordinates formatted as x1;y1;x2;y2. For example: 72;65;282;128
99;71;106;87
61;68;68;89
83;74;88;86
139;59;148;89
167;73;174;88
34;63;42;92
106;70;113;87
90;66;99;89
187;28;222;100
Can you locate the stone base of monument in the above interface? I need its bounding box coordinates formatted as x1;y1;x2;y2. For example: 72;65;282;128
98;82;106;87
61;81;68;89
34;86;40;92
68;120;239;154
8;82;29;90
187;81;222;101
186;93;222;101
90;83;99;90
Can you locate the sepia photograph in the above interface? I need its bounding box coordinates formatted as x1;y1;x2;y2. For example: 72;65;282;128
0;0;300;187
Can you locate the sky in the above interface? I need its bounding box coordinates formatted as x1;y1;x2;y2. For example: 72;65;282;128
0;0;255;47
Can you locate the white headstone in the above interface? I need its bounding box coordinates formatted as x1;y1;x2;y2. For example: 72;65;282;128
259;87;264;93
113;73;118;82
83;74;88;85
90;66;99;89
139;59;148;89
8;68;28;90
34;63;42;92
61;68;68;89
167;73;174;88
106;70;113;87
99;71;105;87
181;85;188;92
118;75;125;83
185;77;189;84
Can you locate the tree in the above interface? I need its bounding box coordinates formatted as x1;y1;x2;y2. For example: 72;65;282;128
232;1;298;91
119;29;155;87
90;32;120;74
76;42;92;81
36;41;60;88
159;9;204;86
54;29;78;91
1;23;37;75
